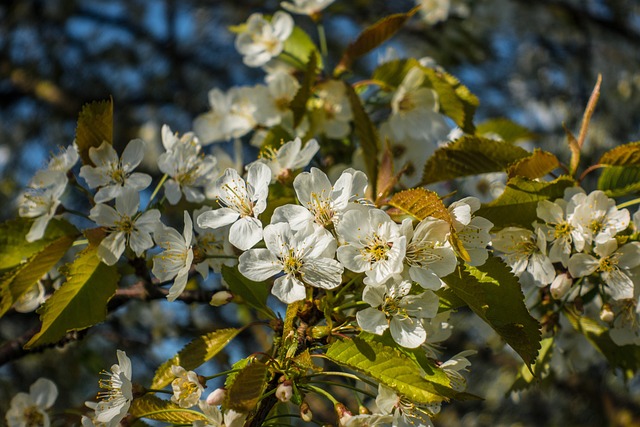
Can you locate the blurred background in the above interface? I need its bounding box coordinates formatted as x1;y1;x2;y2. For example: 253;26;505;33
1;0;640;425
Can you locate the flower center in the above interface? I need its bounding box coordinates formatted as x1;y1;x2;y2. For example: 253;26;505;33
589;218;604;235
178;380;200;397
405;241;441;268
115;216;135;233
283;248;303;276
219;183;254;217
554;222;573;240
110;165;127;185
599;255;619;273
364;234;390;262
23;405;45;427
307;191;334;227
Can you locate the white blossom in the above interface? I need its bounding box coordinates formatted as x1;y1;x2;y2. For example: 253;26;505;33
281;0;335;16
310;80;353;139
376;385;436;427
13;281;45;313
272;167;368;231
194;401;247;427
336;208;406;286
153;211;194;302
193;207;236;279
158;125;217;205
79;139;152;203
197;163;271;250
6;378;58;427
356;278;439;348
18;180;66;242
535;196;585;266
94;350;133;425
492;227;556;288
440;350;475;392
401;217;457;290
171;366;204;408
568;239;640;300
255;137;319;182
448;197;493;266
89;190;160;265
31;144;79;188
571;190;630;247
235;12;293;67
239;222;343;303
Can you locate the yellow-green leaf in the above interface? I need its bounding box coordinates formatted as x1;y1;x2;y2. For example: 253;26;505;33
372;58;420;88
25;240;119;348
130;395;207;423
282;25;323;71
325;337;453;404
421;136;530;185
476;176;576;230
76;98;113;165
476;118;536;144
423;67;478;133
151;328;240;389
510;337;554;392
443;256;541;368
598;141;640;166
334;6;420;76
507;149;560;179
597;141;640;197
221;265;274;318
0;234;76;317
224;359;269;412
290;52;318;128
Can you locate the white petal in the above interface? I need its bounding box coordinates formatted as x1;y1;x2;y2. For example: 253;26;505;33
229;217;263;250
356;308;388;335
390;317;427;348
197;208;240;230
30;378;58;409
98;232;126;266
300;258;343;289
238;249;282;281
568;253;599;278
271;275;306;303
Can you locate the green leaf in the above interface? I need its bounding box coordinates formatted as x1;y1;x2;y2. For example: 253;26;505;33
565;310;640;377
345;81;379;195
150;328;240;389
326;337;455;404
290;52;318;128
443;256;541;368
0;218;77;273
76;98;113;165
510;337;554;393
0;234;76;317
476;118;536;144
598;141;640;166
507;149;560;179
282;25;323;71
129;395;207;423
476;176;576;229
423;68;479;133
334;6;420;76
421;136;530;185
436;287;466;311
372;58;420;88
221;265;275;318
598;166;640;197
224;359;269;412
257;125;293;152
25;240;119;348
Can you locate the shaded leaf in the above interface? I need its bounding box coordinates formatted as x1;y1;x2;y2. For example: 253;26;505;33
423;68;478;133
372;58;420;88
345;82;379;194
476;118;536;144
151;328;240;389
476;176;575;230
224;359;269;412
326;337;457;404
443;256;541;368
221;265;275;318
290;52;318;128
565;309;640;378
130;395;207;423
598;166;640;197
375;142;398;205
334;6;420;76
0;234;75;317
507;149;560;179
421;136;530;185
599;141;640;166
76;98;113;165
510;337;554;393
25;239;119;348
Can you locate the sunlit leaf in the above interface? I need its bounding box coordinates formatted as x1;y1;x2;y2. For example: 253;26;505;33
151;328;241;389
423;68;478;133
421;136;530;185
334;6;420;76
476;176;576;229
326;336;457;404
221;265;275;318
372;58;420;88
25;238;119;348
597;142;640;197
224;359;269;412
76;98;113;165
599;141;640;166
510;337;554;392
130;395;207;423
443;256;541;368
282;25;323;71
507;149;560;179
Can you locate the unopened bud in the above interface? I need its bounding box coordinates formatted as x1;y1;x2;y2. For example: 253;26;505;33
276;380;293;402
206;388;226;406
358;405;371;415
550;273;573;300
300;401;313;422
210;290;233;307
600;303;615;323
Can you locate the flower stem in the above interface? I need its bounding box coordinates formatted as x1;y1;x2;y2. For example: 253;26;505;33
148;173;168;207
617;197;640;210
203;368;242;381
317;21;328;59
308;380;376;398
303;384;340;405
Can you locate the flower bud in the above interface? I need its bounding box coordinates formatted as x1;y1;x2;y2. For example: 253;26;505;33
336;403;353;426
276;380;293;402
206;388;226;406
550;273;573;300
600;303;615;323
300;401;313;422
210;290;233;307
